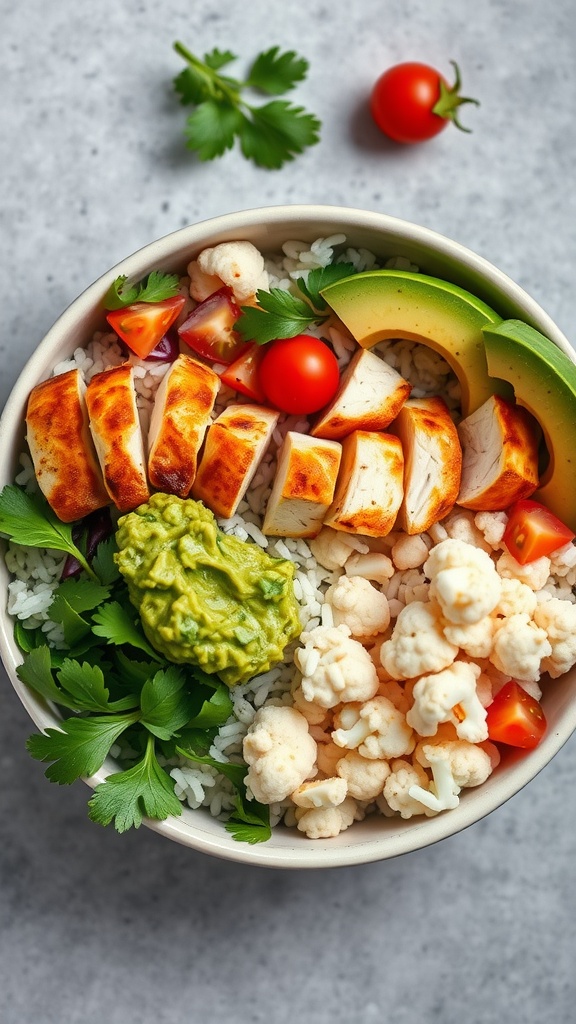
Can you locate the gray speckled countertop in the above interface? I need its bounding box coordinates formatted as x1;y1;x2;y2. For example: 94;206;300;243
1;2;576;1021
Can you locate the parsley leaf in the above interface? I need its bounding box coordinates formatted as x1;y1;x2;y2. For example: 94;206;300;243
91;536;121;585
17;645;79;711
56;659;137;714
299;262;357;311
91;602;163;662
225;789;272;845
27;712;139;784
187;680;233;730
88;734;182;832
246;46;309;95
235;288;321;345
139;666;197;741
173;41;320;169
0;485;96;579
103;270;180;311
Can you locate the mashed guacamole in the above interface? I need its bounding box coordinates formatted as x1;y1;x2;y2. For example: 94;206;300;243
115;492;302;686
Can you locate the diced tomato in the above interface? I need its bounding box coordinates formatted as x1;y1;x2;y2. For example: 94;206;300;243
178;286;248;365
503;499;575;565
486;680;546;749
106;295;185;360
220;344;267;402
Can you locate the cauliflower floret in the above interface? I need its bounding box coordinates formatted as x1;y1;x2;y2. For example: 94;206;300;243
344;551;395;583
295;624;379;709
309;526;369;571
533;598;576;677
494;576;537;619
380;600;458;680
336;750;391;800
474;510;508;550
243;706;317;804
376;677;412;714
442;509;492;552
490;613;552;683
294;796;364;839
188;240;269;303
316;739;345;777
406;660;488;742
291;684;329;726
408;737;495;812
496;550;552;591
442;616;495;658
291;776;348;809
391;534;430;570
380;758;438;819
324;575;390;639
425;539;501;625
332;696;415;759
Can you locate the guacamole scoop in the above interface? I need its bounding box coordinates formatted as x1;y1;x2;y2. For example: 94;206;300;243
115;493;302;686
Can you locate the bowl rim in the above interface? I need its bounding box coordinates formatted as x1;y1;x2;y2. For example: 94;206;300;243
1;203;575;868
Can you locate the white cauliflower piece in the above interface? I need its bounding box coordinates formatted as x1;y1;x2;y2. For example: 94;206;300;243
474;510;508;549
309;526;369;571
380;759;438;819
324;575;390;639
291;776;348;809
316;739;345;777
243;706;317;804
391;534;430;570
490;613;552;683
442;616;495;658
406;660;488;742
295;796;364;839
345;551;395;584
442;509;492;551
332;696;414;759
533;598;576;677
295;624;379;709
377;678;412;714
495;577;537;619
496;550;551;591
291;684;329;726
425;539;501;625
380;600;458;679
336;750;391;800
410;737;495;812
189;240;269;303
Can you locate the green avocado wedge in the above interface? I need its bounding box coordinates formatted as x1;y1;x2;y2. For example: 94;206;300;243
483;319;576;532
321;269;513;416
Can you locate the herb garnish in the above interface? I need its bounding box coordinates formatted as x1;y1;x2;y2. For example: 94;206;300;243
104;270;180;311
172;42;321;169
235;262;357;345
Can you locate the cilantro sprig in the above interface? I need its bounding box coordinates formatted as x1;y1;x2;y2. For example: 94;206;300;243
0;486;98;580
173;42;321;169
235;262;357;345
104;270;180;311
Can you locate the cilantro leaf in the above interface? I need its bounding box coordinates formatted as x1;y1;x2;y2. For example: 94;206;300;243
56;659;137;714
90;536;121;585
203;47;237;72
299;262;357;311
187;681;233;730
225;789;271;845
91;602;163;662
235;288;322;345
173;65;212;106
49;579;111;648
17;645;78;711
184;100;244;161
88;734;182;832
176;747;247;788
139;666;197;740
239;101;321;169
0;486;95;579
103;271;180;311
26;712;139;784
247;47;309;95
13;620;47;654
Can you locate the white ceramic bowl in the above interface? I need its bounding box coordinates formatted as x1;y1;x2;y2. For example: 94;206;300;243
2;204;575;868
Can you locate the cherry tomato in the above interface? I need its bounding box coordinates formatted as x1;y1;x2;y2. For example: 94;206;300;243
106;295;185;360
486;681;547;750
503;499;575;565
220;344;267;402
370;60;478;144
258;336;340;415
178;286;247;365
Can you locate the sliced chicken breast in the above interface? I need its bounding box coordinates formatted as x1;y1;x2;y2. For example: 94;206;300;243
311;348;411;440
262;432;342;538
25;368;110;523
85;363;150;513
391;396;462;534
192;404;279;519
457;395;540;510
147;354;220;497
324;430;404;537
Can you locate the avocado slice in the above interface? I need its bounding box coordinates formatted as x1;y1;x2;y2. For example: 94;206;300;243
483;319;576;531
321;269;512;416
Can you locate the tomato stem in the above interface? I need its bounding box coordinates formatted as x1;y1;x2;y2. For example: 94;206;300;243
432;60;479;133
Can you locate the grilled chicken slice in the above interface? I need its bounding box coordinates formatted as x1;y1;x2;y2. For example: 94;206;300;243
311;348;411;440
324;430;404;537
192;404;279;519
391;396;462;534
147;354;220;497
457;395;540;510
85;363;150;513
25;368;110;523
262;432;342;538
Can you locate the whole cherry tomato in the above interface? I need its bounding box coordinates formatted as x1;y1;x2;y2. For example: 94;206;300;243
370;61;479;144
259;335;340;415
